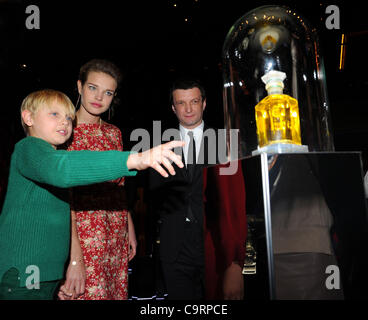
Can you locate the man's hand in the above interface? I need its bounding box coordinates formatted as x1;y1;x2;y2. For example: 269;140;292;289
223;262;244;300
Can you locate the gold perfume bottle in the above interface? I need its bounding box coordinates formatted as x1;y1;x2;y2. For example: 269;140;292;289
255;70;301;148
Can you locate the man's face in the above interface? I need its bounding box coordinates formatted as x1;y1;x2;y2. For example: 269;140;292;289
172;87;206;129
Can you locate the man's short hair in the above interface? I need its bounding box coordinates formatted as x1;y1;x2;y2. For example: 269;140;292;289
170;78;206;105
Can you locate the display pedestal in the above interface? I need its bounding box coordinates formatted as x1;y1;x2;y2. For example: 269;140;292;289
244;152;368;299
206;152;368;299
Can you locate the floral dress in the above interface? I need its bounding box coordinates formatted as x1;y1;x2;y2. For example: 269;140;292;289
68;123;129;300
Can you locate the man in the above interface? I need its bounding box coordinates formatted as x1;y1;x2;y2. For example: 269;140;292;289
149;78;246;300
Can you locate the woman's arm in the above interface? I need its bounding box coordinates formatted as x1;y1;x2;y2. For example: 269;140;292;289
58;210;86;300
128;211;137;261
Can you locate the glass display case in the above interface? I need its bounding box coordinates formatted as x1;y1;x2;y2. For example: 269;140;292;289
205;152;368;299
222;5;334;158
207;5;368;300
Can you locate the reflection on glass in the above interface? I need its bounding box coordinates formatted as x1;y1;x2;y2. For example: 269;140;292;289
222;5;334;158
241;152;368;299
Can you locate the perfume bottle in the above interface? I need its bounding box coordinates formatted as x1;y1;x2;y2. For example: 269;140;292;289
255;70;302;148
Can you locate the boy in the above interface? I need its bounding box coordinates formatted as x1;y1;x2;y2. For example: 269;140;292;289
0;89;183;299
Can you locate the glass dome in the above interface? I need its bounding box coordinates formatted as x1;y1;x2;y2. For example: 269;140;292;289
222;5;334;158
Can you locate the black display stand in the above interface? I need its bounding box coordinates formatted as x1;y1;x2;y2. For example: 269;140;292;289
243;152;368;299
207;152;368;299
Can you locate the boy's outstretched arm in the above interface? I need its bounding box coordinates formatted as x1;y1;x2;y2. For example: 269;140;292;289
127;141;184;177
16;137;184;188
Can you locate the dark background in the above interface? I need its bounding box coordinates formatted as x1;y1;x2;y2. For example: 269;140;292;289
0;0;367;300
0;0;367;153
1;0;367;193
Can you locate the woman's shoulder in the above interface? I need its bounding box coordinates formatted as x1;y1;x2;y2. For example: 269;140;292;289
101;121;121;132
73;122;122;135
101;122;123;136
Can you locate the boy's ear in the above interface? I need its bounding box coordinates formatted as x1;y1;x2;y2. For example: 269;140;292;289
22;110;33;127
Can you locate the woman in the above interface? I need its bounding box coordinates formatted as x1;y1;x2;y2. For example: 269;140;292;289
60;59;137;300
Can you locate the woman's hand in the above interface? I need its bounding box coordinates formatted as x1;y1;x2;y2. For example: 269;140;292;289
58;258;86;300
58;283;73;300
58;210;86;300
127;141;184;177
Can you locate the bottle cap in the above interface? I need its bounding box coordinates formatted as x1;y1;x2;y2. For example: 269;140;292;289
261;70;286;94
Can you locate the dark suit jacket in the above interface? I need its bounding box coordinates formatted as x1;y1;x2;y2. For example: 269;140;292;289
149;125;216;263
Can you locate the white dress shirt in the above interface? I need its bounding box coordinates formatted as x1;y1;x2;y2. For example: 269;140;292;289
179;121;204;167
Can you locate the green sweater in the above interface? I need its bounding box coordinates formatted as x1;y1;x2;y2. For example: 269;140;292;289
0;136;136;287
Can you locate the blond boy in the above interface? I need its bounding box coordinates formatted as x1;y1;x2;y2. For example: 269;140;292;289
0;89;182;299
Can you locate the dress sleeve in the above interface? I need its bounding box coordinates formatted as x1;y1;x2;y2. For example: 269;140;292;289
116;127;123;152
16;137;136;188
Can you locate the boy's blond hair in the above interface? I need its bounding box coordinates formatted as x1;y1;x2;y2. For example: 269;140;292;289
20;89;75;134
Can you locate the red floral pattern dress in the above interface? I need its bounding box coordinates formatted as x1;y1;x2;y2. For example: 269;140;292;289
68;123;129;300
